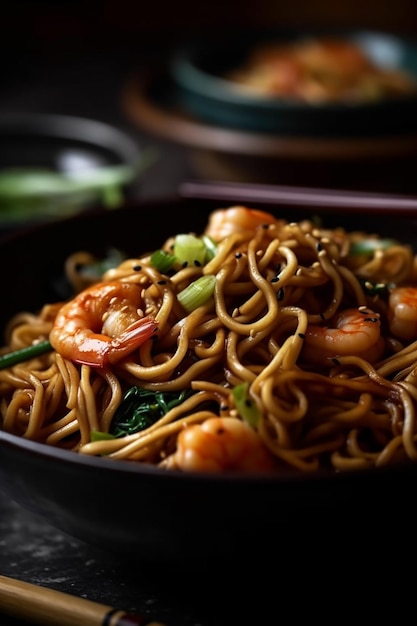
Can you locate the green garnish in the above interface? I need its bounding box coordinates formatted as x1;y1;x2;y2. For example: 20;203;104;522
177;274;216;312
110;386;194;437
232;381;261;428
201;235;217;261
349;238;398;256
0;146;159;221
359;279;390;297
0;340;52;370
150;249;177;273
90;431;116;441
173;234;208;267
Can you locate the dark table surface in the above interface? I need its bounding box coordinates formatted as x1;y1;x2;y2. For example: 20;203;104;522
1;28;417;626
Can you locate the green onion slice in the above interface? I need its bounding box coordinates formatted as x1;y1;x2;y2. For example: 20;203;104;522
0;340;52;370
177;275;216;312
90;431;116;442
232;381;261;428
201;235;217;261
150;249;177;273
173;234;207;267
349;238;398;256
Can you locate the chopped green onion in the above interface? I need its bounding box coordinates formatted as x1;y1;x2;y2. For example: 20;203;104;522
177;275;216;312
232;381;261;428
150;249;177;273
349;238;398;256
173;234;207;267
201;235;217;261
90;431;116;441
0;340;52;370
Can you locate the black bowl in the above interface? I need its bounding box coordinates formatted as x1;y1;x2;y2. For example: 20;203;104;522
1;197;417;563
0;113;144;232
170;29;417;137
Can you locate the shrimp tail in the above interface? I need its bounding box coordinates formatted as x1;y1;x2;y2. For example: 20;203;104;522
65;316;158;368
108;315;158;365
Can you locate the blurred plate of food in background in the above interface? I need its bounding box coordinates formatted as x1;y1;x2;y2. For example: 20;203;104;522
123;34;417;192
169;29;417;136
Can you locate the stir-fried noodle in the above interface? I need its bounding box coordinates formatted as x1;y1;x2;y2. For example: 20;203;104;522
2;206;417;474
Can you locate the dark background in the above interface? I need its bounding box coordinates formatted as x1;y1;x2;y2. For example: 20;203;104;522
2;0;417;198
1;3;417;625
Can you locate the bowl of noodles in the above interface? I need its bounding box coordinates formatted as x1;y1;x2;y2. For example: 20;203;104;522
170;29;417;136
1;196;417;563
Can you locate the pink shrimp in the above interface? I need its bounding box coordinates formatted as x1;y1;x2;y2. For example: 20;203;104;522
166;416;277;474
49;280;158;367
204;205;278;242
389;286;417;341
302;306;384;366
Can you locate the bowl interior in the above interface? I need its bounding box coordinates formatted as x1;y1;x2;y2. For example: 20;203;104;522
1;198;417;561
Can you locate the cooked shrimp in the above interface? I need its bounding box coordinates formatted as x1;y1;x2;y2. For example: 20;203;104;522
302;306;384;365
297;38;373;78
204;205;278;242
389;286;417;341
50;280;158;367
165;416;277;473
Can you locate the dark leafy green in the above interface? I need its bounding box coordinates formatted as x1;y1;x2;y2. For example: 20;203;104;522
110;386;195;437
359;278;390;297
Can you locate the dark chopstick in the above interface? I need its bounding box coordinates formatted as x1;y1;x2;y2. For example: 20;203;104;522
178;179;417;215
0;574;166;626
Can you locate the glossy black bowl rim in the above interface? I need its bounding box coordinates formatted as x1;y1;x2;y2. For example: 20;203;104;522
0;112;141;164
1;428;416;488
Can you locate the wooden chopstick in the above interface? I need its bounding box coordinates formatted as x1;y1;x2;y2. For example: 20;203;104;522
0;575;166;626
178;179;417;215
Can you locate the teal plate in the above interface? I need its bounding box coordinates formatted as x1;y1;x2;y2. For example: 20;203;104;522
170;29;417;137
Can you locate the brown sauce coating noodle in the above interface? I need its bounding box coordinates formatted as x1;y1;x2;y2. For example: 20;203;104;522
1;206;417;474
